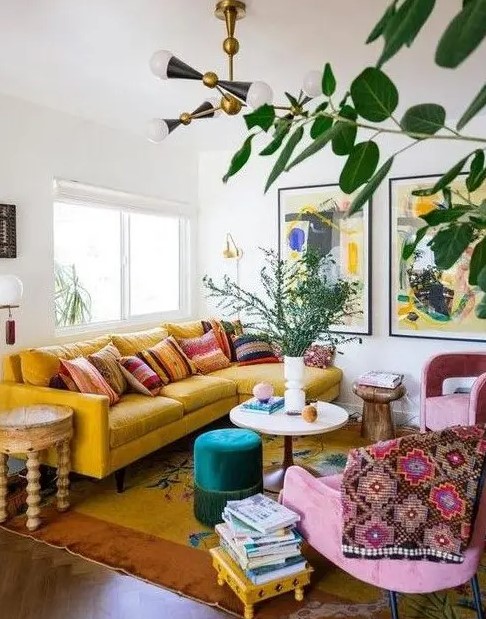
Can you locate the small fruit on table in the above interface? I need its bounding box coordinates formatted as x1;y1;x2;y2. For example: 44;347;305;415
302;404;317;423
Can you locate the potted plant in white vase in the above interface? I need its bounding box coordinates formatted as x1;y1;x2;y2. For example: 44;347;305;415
203;248;359;413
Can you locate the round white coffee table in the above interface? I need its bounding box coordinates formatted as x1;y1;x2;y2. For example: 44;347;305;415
230;401;348;493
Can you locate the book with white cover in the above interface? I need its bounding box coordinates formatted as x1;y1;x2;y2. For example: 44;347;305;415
358;371;403;389
222;510;291;539
225;493;300;534
247;559;308;585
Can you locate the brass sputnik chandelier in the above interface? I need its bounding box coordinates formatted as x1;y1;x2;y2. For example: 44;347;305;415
147;0;276;142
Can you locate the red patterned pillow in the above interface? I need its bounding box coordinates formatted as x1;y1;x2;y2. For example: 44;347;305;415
201;318;243;362
178;331;231;374
304;344;335;369
60;358;119;405
118;356;163;396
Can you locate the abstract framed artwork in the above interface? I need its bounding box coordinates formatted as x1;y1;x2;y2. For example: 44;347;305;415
389;174;486;341
278;183;372;335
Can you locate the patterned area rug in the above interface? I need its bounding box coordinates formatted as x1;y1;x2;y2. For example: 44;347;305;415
3;419;486;619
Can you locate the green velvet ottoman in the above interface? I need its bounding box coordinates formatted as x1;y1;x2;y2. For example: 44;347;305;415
193;428;263;526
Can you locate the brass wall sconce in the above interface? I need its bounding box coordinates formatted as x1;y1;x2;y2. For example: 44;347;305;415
222;233;243;260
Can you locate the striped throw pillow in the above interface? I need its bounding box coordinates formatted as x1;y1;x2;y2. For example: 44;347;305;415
178;330;231;374
118;356;163;396
137;336;196;383
233;334;279;366
60;357;119;405
88;343;127;395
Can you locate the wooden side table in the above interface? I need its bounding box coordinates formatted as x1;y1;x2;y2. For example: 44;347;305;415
210;547;312;619
352;382;406;443
0;405;73;531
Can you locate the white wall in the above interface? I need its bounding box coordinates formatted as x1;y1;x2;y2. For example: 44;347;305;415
197;116;486;423
0;92;196;350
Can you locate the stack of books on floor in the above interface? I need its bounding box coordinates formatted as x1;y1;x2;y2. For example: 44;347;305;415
215;493;307;585
358;370;403;389
241;396;284;414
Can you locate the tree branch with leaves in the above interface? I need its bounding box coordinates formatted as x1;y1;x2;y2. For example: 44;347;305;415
223;0;486;318
203;248;360;357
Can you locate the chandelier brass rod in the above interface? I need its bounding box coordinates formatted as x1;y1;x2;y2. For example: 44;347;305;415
190;107;221;120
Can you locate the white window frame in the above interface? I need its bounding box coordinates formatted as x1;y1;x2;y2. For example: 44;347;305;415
53;179;193;337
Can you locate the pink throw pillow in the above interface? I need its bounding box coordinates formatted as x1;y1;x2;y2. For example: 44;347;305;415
60;357;119;405
178;330;231;374
118;356;163;396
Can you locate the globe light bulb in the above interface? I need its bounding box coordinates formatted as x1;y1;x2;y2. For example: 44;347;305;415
247;81;273;109
147;118;169;143
302;70;322;98
149;50;173;79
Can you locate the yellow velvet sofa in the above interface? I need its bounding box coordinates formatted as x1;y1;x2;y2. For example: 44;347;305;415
0;321;342;491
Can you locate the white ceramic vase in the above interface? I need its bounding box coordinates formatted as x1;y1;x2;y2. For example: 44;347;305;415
284;355;305;413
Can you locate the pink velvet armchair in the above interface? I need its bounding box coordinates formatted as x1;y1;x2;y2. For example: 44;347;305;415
281;465;486;619
420;352;486;432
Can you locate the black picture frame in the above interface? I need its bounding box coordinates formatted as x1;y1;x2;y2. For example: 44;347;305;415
388;173;485;342
278;183;372;336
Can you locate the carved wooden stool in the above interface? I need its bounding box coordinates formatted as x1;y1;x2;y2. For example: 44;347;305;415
0;405;73;531
352;382;406;443
210;547;312;619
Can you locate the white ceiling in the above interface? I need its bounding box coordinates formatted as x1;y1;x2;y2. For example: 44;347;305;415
0;1;484;143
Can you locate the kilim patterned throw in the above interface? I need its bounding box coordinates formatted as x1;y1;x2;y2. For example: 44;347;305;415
341;425;486;563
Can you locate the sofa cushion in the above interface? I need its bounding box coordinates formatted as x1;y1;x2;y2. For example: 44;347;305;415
88;343;127;395
210;363;343;399
164;320;204;339
111;327;168;356
20;335;111;386
160;375;237;413
109;394;184;448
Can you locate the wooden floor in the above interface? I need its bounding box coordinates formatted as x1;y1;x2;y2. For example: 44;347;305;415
0;528;229;619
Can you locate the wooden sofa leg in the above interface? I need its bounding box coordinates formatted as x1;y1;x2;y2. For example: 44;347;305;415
115;468;126;494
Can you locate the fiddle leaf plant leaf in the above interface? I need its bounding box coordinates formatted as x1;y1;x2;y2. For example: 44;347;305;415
287;123;340;171
421;206;471;226
412;155;470;196
223;134;256;183
476;294;486;318
332;105;358;155
402;225;430;261
322;63;336;96
478;264;486;292
469;236;486;284
400;103;446;136
310;102;333;139
428;223;475;270
366;2;398;44
466;150;486;192
457;83;486;130
350;67;399;122
436;0;486;68
244;104;276;132
349;156;394;215
264;126;304;193
259;120;291;156
377;0;436;67
339;141;380;194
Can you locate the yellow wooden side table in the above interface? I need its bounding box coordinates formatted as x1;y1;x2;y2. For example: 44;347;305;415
210;547;313;619
0;405;73;531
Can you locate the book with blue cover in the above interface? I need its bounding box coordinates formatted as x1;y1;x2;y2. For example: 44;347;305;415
241;396;284;414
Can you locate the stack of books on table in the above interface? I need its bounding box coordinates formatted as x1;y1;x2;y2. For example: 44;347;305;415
358;371;403;389
241;396;284;414
215;493;307;585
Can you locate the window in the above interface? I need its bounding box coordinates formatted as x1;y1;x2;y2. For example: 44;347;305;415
53;180;190;332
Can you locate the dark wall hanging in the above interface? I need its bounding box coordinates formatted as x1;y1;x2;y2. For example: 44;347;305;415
0;205;16;259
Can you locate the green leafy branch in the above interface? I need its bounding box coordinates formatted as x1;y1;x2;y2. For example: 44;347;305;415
203;248;360;356
223;0;486;318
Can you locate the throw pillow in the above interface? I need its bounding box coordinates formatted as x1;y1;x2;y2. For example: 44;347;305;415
178;330;231;374
201;318;243;361
49;373;79;392
233;334;279;366
304;344;335;368
118;356;163;396
137;336;196;383
20;349;61;387
60;358;119;405
88;343;127;395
